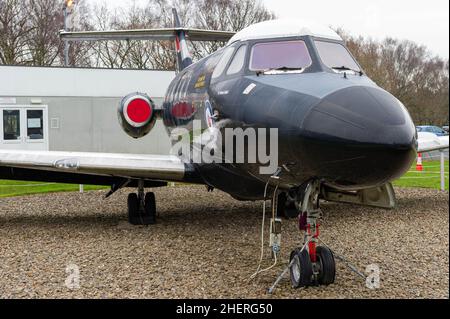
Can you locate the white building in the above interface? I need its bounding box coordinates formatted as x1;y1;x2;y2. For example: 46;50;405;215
0;65;174;154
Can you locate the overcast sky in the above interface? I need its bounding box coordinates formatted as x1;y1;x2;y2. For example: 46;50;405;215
92;0;449;58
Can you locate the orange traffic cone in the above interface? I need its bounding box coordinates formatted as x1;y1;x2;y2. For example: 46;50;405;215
416;153;423;171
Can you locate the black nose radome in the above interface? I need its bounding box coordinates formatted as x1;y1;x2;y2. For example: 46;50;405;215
323;86;407;125
298;86;417;189
302;86;416;147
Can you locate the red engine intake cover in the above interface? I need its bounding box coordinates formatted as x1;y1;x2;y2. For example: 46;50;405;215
124;97;153;127
118;93;156;139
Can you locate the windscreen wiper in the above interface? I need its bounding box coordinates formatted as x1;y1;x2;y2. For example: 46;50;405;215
332;66;363;76
256;66;303;76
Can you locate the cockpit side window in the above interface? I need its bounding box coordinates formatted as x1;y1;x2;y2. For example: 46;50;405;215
249;40;312;71
314;41;361;72
212;47;235;79
178;72;190;100
226;45;247;75
165;82;174;103
182;73;191;98
168;81;177;103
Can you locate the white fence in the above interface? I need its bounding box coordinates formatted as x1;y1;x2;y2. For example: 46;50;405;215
410;149;449;191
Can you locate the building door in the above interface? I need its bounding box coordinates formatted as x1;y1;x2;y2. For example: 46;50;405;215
0;105;48;151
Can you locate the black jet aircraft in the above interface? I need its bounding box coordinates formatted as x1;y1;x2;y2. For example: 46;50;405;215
1;10;445;288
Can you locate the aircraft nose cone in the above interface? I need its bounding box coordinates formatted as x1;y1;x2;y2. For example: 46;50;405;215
305;86;416;144
299;86;417;188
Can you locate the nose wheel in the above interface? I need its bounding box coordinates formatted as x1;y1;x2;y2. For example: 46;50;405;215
289;245;336;288
289;180;336;288
127;180;157;225
316;246;336;285
289;248;313;288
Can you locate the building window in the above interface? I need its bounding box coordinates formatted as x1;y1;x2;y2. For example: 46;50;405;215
27;110;44;140
3;110;20;140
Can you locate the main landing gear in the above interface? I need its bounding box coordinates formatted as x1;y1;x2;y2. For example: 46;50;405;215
127;180;156;225
289;180;336;288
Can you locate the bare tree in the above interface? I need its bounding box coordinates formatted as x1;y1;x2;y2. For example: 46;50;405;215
0;0;93;66
90;4;134;68
0;0;32;64
87;0;274;70
25;0;64;66
191;0;275;60
341;30;449;126
115;1;171;70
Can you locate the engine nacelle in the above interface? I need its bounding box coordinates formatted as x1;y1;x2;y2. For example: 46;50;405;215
118;92;157;139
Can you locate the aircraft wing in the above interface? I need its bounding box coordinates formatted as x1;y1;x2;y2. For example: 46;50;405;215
417;132;449;153
0;150;188;182
60;28;236;42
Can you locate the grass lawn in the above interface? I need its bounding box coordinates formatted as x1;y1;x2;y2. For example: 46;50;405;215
0;160;448;198
0;180;107;198
393;160;449;191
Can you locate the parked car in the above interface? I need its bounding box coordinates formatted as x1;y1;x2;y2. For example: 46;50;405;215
416;125;449;136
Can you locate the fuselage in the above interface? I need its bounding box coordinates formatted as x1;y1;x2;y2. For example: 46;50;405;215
162;29;417;200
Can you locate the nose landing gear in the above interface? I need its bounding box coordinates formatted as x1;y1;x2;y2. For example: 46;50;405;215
127;180;157;225
289;180;336;288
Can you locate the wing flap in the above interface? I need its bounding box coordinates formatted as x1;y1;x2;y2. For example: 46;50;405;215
0;150;186;182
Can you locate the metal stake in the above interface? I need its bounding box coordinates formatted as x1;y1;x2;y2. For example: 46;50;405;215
440;150;445;191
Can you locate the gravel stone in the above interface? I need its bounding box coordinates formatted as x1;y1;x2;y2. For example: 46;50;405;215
0;186;448;299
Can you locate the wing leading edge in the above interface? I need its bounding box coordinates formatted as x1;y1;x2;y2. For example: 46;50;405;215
0;150;190;183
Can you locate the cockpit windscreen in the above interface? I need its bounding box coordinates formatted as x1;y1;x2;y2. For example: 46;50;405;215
249;40;312;71
315;41;361;72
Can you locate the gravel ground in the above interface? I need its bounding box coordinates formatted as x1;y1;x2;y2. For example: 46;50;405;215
0;186;448;299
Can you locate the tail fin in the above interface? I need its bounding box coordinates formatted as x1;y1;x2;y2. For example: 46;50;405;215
172;8;193;72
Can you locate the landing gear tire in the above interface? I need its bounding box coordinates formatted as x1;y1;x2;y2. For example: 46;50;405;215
316;246;336;286
144;192;156;225
127;192;157;225
289;248;313;288
127;193;140;225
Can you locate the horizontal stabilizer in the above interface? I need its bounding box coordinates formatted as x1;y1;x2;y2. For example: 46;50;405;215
60;28;236;42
